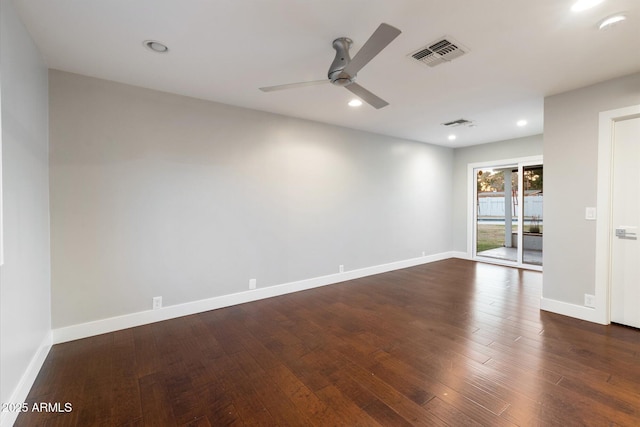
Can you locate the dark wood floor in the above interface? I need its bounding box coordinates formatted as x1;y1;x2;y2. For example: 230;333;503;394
17;259;640;426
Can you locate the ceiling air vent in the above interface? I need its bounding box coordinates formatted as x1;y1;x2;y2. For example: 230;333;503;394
442;118;474;127
409;36;468;67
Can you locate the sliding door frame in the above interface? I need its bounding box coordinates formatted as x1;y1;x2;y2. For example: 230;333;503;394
467;155;543;271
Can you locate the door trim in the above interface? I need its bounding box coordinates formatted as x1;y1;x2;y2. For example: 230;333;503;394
595;104;640;325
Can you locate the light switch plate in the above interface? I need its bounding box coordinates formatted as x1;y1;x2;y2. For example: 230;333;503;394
585;207;597;220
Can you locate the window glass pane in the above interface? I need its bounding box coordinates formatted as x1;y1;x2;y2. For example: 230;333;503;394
523;165;543;266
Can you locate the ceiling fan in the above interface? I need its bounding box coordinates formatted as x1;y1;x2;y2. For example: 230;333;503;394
259;23;401;109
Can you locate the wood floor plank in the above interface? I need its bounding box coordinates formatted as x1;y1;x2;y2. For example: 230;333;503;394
334;352;449;426
423;397;485;427
138;373;178;426
74;334;115;426
314;384;381;426
232;350;314;426
16;259;640;426
206;351;276;426
368;351;517;427
132;323;164;379
110;329;143;425
205;403;243;427
179;415;212;427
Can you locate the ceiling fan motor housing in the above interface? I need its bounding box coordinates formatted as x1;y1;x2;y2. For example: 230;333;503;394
329;37;355;86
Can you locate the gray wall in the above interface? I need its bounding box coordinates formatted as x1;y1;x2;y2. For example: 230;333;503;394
49;70;454;328
543;72;640;305
0;0;51;405
452;135;543;252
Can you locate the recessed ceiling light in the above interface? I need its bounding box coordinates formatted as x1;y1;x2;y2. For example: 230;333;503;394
517;119;528;127
143;40;169;53
348;99;363;107
448;134;457;141
571;0;604;12
599;14;627;29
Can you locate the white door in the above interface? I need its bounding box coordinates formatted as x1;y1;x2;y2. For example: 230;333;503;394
610;116;640;328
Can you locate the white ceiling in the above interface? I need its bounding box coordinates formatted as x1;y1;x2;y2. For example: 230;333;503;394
13;0;640;147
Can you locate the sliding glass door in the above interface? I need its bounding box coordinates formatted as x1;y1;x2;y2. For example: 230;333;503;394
476;167;519;263
470;157;543;270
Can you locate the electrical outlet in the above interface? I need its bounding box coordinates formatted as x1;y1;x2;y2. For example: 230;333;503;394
422;251;426;257
339;265;344;273
584;294;595;308
249;279;257;290
152;296;162;310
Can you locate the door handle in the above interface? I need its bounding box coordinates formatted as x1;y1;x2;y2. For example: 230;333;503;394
615;227;638;239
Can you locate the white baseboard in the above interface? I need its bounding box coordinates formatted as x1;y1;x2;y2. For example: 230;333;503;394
449;251;470;260
0;332;52;427
540;297;605;324
53;251;457;344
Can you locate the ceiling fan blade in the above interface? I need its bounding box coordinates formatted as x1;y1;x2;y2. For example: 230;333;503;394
343;23;401;76
259;79;329;92
345;83;389;109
